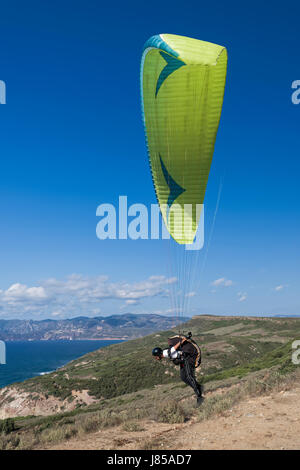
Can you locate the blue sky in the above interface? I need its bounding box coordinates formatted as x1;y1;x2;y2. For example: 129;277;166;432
0;0;299;319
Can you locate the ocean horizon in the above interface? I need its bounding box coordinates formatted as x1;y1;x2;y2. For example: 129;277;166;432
0;340;123;389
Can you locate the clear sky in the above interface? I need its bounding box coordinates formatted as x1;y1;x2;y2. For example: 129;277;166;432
0;0;299;319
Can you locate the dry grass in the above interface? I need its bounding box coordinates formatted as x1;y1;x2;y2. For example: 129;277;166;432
196;368;300;422
1;367;300;450
122;421;145;432
153;399;188;424
137;437;162;450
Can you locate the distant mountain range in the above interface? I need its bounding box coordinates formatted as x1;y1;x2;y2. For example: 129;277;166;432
0;314;189;341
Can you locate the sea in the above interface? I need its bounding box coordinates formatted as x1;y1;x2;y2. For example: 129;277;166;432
0;340;123;389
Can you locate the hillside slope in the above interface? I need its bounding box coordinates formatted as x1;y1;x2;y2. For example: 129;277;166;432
45;382;300;450
0;314;300;449
1;315;300;419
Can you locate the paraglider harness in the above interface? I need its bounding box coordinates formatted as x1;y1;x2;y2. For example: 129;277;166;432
167;332;201;369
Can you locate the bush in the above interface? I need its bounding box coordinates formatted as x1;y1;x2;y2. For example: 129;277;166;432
0;434;20;450
138;437;161;450
0;418;15;435
154;399;187;424
122;421;145;432
78;415;100;434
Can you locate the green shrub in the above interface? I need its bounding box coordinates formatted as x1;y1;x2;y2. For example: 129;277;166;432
0;418;15;435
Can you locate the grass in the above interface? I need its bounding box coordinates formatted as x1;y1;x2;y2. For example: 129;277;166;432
1;365;299;450
122;422;145;432
203;340;298;383
197;367;300;423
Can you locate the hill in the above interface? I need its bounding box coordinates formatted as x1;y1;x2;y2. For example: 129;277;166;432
0;314;300;449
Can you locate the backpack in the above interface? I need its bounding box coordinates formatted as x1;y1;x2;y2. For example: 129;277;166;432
168;334;201;368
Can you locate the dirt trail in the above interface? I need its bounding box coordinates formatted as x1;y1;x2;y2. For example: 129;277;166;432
46;386;300;450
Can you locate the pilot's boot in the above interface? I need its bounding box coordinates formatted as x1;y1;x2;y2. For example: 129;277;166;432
196;384;204;406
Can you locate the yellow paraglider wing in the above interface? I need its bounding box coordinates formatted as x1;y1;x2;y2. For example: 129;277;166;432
141;34;227;244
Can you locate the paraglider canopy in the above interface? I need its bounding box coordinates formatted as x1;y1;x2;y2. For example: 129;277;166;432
141;34;227;244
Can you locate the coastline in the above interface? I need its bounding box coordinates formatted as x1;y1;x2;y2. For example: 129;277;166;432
0;339;124;390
